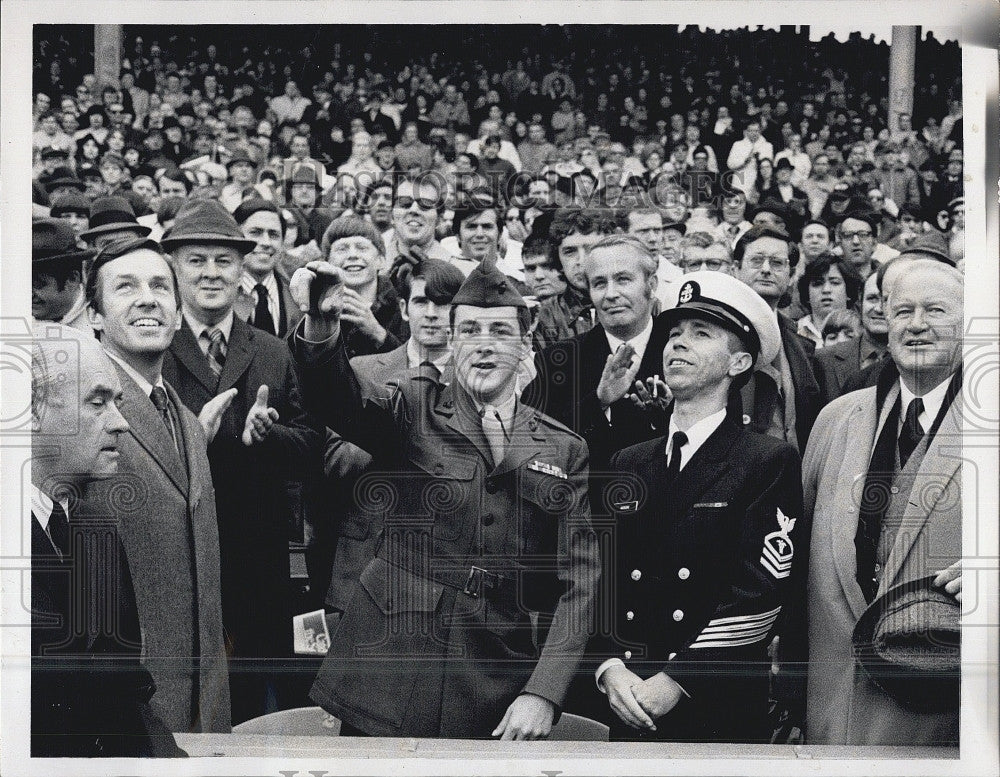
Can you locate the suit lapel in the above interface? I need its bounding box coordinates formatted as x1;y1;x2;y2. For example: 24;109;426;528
170;321;219;394
217;316;256;393
882;387;963;590
830;392;884;620
113;363;188;497
165;380;200;506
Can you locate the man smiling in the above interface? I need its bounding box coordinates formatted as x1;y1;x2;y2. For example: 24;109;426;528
288;258;599;739
384;176;455;283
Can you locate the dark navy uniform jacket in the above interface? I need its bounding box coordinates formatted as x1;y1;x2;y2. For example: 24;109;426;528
593;412;808;743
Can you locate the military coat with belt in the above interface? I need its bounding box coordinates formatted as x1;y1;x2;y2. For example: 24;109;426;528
290;332;601;738
81;365;230;733
595;409;807;743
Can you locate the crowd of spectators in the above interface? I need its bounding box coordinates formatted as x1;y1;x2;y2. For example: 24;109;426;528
29;24;966;743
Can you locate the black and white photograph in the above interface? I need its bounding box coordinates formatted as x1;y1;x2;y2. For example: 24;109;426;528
1;2;997;775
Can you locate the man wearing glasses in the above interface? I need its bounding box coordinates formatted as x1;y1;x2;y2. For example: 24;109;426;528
677;232;733;275
384;176;456;284
732;226;821;452
835;209;882;281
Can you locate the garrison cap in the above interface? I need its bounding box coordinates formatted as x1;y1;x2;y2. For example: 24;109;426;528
852;574;959;713
451;263;527;309
661;270;781;364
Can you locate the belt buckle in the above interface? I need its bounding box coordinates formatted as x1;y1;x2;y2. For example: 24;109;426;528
463;566;486;598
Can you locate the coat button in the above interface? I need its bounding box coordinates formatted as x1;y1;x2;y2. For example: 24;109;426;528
890;486;899;494
668;652;677;660
742;414;752;425
485;479;498;494
678;567;690;580
672;609;684;622
626;611;634;621
624;650;632;659
630;569;642;581
483;513;495;526
433;463;444;476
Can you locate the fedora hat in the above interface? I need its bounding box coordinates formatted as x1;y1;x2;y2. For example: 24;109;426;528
43;167;86;193
33;217;94;268
79;196;153;241
160;198;256;254
897;229;954;266
49;191;92;217
852;574;960;713
226;148;256;171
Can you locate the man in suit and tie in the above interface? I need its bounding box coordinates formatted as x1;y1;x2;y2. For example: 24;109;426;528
159;199;322;723
232;198;304;337
594;272;806;743
81;236;231;732
30;323;179;756
732;226;822;452
801;258;963;745
525;233;671;473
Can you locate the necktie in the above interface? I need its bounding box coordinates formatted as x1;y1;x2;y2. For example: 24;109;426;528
855;397;902;601
481;404;508;468
203;328;226;381
149;386;179;453
47;501;69;558
253;283;276;335
665;431;688;482
898;397;925;469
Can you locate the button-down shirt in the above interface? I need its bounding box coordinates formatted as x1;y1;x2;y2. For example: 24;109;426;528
184;309;234;357
240;271;280;330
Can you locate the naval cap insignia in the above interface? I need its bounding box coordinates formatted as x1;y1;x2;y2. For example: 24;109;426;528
678;280;699;305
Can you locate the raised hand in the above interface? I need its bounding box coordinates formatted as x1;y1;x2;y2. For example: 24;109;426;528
198;388;237;442
597;344;641;409
290;261;344;340
339;287;386;345
241;384;280;446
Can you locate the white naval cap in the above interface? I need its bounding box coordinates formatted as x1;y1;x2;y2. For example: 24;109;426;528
660;271;782;365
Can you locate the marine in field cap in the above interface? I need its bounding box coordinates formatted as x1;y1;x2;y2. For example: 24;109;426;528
80;195;153;247
32;218;95;330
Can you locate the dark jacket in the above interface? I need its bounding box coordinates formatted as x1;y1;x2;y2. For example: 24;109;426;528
162;315;322;721
524;314;672;474
31;510;181;756
595;415;807;742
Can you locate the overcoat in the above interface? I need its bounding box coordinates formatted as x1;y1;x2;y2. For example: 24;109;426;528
802;366;962;745
163;315;322;719
292;335;601;737
81;365;230;732
596;414;806;742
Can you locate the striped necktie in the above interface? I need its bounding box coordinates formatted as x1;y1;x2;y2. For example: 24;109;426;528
202;328;226;380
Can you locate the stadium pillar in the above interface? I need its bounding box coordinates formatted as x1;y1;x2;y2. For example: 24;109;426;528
94;24;123;88
888;26;916;133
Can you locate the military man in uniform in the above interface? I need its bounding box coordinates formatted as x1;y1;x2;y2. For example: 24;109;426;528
288;258;600;739
594;271;808;743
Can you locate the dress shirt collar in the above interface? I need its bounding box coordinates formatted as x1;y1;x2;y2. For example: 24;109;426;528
665;407;728;471
104;349;165;398
240;270;279;300
31;483;69;531
406;338;451;373
604;316;655;364
183;308;234;352
473;389;518;429
899;373;953;433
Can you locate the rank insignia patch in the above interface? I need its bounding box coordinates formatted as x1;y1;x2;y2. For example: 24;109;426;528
761;507;795;579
